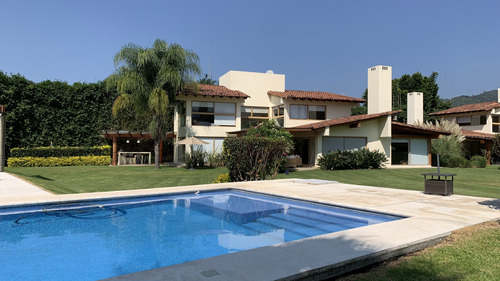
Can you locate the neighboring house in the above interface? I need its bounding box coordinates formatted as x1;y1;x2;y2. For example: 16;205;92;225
173;66;447;167
428;90;499;158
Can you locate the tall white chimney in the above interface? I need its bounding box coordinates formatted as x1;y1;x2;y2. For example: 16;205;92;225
367;65;392;114
497;88;500;103
407;92;424;125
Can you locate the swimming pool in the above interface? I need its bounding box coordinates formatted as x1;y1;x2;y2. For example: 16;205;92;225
0;190;402;280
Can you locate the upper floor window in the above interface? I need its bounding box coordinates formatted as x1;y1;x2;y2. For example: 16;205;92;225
241;106;269;128
471;115;487;126
290;104;326;120
192;101;235;126
456;116;471;126
272;104;285;127
493;115;500;133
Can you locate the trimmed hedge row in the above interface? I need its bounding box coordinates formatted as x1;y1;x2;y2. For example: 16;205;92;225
10;146;111;158
318;149;388;170
7;156;111;167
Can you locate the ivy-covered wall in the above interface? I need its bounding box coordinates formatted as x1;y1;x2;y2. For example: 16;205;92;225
0;71;118;157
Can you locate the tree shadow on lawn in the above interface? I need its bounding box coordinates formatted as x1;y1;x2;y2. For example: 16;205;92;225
31;175;55;181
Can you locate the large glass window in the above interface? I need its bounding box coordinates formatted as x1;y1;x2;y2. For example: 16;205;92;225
192;101;235;126
290;104;326;120
272;105;285;126
241;106;269;128
471;115;487;126
322;137;367;154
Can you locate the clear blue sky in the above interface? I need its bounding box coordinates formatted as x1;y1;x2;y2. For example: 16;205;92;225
1;0;498;99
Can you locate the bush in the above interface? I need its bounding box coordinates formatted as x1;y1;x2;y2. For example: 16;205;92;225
431;136;466;167
318;149;388;170
470;156;487;168
10;146;111;158
206;151;225;167
182;148;206;168
7;156;111;167
223;136;288;181
439;154;470;168
212;173;231;183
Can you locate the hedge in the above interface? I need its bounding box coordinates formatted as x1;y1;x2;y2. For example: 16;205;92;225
223;136;288;181
7;156;111;167
318;149;388;170
10;146;111;158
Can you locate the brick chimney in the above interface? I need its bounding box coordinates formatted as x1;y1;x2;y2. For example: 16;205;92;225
407;92;424;125
367;65;392;114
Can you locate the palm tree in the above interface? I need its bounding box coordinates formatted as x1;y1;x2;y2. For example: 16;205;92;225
108;39;200;169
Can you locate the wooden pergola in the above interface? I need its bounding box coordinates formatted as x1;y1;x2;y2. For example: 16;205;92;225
102;130;175;165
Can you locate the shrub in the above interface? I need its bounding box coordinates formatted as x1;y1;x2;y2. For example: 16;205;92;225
212;173;231;183
7;156;111;167
470;155;487;168
206;151;225;167
223;136;288;181
10;146;111;158
182;148;206;168
318;149;387;170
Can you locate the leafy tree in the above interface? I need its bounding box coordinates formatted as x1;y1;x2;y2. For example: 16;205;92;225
107;39;201;169
351;72;451;121
198;74;218;85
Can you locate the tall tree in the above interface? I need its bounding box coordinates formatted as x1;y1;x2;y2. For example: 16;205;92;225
107;39;201;169
352;72;451;121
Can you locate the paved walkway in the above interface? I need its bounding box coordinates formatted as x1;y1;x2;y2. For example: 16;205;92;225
0;172;54;201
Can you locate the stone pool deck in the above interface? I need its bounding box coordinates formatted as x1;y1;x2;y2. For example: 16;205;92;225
1;173;499;281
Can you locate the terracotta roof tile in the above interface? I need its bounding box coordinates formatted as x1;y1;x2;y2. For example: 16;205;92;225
288;110;399;130
461;129;496;140
391;122;451;136
429;101;500;116
268;90;365;103
178;84;249;99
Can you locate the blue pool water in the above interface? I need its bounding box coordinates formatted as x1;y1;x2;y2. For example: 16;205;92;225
0;190;402;280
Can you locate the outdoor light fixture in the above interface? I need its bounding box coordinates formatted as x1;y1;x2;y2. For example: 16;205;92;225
137;140;141;144
126;140;130;143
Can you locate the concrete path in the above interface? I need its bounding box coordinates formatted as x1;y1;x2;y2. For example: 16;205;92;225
0;172;54;201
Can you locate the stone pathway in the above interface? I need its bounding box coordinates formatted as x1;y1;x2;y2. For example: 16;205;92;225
0;172;54;202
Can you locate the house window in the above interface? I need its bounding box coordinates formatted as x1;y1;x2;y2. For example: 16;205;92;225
290;104;326;120
456;116;471;126
493;115;500;133
471;115;487;126
241;106;269;128
192;101;236;126
272;104;285;126
322;137;367;154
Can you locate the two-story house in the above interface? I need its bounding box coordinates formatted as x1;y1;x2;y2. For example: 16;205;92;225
428;90;499;158
173;66;446;167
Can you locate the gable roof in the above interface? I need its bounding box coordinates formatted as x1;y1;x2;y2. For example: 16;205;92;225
391;122;451;137
268;90;365;103
429;101;500;116
288;110;399;131
461;129;496;140
177;84;250;99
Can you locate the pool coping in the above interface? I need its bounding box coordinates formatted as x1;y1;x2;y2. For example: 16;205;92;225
1;179;499;280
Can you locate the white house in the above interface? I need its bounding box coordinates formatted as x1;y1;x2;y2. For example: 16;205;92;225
173;65;447;167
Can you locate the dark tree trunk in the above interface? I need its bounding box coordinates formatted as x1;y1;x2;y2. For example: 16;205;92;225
154;139;160;169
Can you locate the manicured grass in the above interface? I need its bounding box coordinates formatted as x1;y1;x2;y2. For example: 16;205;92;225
5;166;228;194
337;221;500;281
5;165;500;198
276;166;500;198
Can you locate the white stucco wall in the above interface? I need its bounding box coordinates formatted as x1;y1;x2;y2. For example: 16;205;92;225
283;101;355;127
219;70;285;107
440;111;493;133
367;65;392;114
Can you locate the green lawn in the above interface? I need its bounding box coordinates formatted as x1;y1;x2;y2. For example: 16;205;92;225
5;166;227;194
338;221;500;281
278;166;500;198
5;165;500;198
